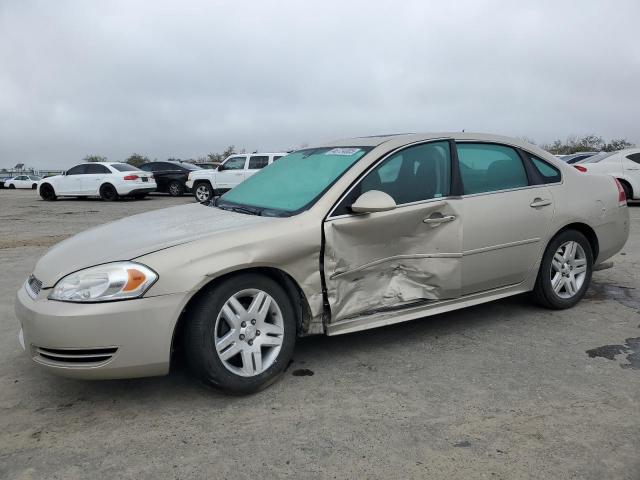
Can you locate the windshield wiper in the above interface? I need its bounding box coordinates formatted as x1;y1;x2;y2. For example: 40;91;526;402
218;204;262;216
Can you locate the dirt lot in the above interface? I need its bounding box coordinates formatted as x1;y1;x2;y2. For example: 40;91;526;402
1;189;639;479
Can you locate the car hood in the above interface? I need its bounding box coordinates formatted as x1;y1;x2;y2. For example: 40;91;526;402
33;203;274;287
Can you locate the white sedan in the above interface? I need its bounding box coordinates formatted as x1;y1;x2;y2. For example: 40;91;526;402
575;148;640;201
38;162;156;201
4;175;42;189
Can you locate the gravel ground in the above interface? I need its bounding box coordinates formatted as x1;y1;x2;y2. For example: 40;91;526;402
1;189;639;480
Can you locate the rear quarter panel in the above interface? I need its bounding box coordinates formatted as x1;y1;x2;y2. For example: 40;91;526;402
549;168;629;264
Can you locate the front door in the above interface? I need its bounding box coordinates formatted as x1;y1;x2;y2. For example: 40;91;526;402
456;142;554;295
216;156;247;190
59;164;87;194
323;140;463;322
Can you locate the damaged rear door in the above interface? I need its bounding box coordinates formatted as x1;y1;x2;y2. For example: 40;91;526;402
323;140;462;323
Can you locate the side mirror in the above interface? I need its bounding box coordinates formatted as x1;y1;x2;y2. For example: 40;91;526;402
217;164;224;171
350;190;397;214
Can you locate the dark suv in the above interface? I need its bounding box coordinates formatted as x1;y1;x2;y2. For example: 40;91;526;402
139;161;202;196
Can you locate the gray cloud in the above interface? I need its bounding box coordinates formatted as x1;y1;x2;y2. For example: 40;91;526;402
1;0;639;169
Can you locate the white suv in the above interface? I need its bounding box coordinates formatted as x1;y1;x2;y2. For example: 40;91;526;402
38;162;157;201
186;152;287;202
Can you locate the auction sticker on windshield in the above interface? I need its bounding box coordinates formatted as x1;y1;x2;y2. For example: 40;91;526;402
325;148;361;156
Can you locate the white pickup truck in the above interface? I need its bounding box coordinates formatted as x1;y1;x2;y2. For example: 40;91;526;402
186;152;287;202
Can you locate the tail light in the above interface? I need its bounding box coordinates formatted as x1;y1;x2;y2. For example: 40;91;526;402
614;178;627;206
574;165;588;173
123;175;139;181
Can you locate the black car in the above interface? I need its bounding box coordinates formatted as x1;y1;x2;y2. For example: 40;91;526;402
139;161;202;196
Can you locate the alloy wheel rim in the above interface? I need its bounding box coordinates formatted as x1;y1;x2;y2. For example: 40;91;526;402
195;185;209;202
550;241;587;299
214;289;285;377
169;183;180;195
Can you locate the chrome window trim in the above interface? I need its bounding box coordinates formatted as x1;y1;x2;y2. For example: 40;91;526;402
326;137;453;220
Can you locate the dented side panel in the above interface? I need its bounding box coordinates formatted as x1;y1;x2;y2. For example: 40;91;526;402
323;199;463;322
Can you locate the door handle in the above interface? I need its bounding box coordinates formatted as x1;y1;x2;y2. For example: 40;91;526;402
530;198;552;208
423;215;456;224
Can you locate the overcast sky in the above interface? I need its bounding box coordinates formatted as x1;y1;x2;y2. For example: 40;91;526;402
1;0;639;169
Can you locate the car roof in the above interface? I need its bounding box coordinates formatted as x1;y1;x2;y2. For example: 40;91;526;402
325;132;544;150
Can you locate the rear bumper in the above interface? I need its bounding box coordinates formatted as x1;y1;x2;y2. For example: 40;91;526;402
124;187;156;196
116;183;157;195
594;205;630;265
15;286;189;379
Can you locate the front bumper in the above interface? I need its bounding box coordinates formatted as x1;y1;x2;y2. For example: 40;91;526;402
15;286;189;379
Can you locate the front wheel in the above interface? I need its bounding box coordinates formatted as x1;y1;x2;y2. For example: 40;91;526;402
532;230;593;309
184;274;297;395
9;184;15;189
194;182;213;203
168;181;185;197
39;183;57;201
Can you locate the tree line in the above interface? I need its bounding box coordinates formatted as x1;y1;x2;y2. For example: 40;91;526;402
81;134;636;166
538;135;634;155
82;145;240;167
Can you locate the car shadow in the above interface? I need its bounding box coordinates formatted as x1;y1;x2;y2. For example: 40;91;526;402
19;293;536;406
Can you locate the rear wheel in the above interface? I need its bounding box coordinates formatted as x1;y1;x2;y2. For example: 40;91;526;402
9;184;15;189
31;184;37;189
100;183;119;201
39;183;57;201
184;273;296;395
168;181;184;197
194;182;213;203
532;230;593;309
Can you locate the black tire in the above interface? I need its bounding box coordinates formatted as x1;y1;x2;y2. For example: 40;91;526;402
193;182;213;203
9;184;15;189
31;184;37;190
532;229;593;309
168;181;185;197
619;180;632;202
39;183;57;201
184;273;297;395
100;183;119;201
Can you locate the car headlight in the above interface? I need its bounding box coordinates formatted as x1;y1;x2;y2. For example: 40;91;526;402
48;262;158;302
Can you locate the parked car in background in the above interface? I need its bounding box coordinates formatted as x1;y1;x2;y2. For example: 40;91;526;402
574;148;640;200
4;175;42;189
195;162;220;170
139;161;201;196
15;133;629;394
0;176;11;188
186;152;288;202
37;162;156;201
559;152;599;164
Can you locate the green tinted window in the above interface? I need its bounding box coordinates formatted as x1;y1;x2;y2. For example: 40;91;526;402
457;143;528;194
529;155;561;183
219;147;368;214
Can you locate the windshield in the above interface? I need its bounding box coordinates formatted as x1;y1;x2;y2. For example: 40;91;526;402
580;152;616;164
111;163;141;172
218;146;370;216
